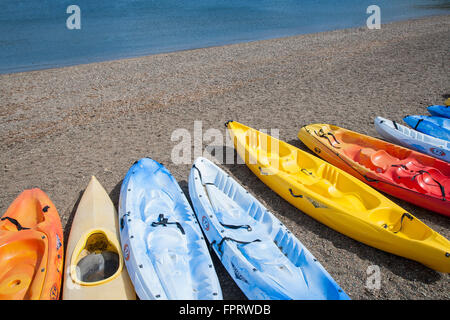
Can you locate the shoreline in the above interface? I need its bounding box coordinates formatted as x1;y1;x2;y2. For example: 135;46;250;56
1;15;449;299
1;14;449;76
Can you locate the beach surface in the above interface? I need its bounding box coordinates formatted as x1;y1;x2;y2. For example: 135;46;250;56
1;15;449;299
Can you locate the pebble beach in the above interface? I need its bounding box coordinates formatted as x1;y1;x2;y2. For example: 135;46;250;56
0;15;449;299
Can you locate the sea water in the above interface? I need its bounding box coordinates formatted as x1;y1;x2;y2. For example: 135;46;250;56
0;0;448;74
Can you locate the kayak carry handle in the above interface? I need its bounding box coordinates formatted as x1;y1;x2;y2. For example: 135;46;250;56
0;216;30;231
289;189;303;198
224;120;234;128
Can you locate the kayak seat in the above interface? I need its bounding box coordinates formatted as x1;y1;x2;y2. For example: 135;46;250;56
0;232;48;300
206;184;255;229
239;239;294;273
309;180;367;211
141;190;175;224
76;251;119;283
352;148;400;173
370;150;399;173
145;226;196;299
391;162;450;198
281;156;300;174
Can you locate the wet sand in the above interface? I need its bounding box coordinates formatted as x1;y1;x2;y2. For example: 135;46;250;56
1;15;449;299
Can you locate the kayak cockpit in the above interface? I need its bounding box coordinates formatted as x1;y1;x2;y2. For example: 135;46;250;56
70;230;123;285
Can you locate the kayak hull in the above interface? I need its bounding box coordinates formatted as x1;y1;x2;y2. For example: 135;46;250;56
119;158;222;300
403;115;450;141
63;176;136;300
189;157;349;300
0;189;64;300
428;105;450;119
374;116;450;162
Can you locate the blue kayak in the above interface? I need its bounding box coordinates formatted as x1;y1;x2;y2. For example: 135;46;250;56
403;115;450;141
188;157;350;300
375;116;450;162
428;105;450;118
119;158;222;300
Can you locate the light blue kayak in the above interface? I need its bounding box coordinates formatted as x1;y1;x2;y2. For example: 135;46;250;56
188;157;350;300
428;105;450;119
403;115;450;141
375;116;450;162
118;158;222;300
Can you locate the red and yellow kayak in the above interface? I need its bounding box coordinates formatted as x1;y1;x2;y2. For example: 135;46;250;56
0;189;64;300
298;124;450;217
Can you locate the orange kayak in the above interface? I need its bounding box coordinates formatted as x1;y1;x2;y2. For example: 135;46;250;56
0;189;64;300
298;124;450;217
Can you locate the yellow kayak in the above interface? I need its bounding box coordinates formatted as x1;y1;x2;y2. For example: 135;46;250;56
63;176;136;299
226;121;450;273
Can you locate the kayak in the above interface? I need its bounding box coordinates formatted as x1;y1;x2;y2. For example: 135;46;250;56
188;157;349;300
119;158;222;300
227;120;450;273
428;105;450;119
0;189;64;300
298;123;450;217
374;116;450;162
63;176;136;300
403;115;450;141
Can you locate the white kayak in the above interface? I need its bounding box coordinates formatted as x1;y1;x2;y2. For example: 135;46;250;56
63;176;136;300
374;116;450;163
188;157;349;300
118;158;222;300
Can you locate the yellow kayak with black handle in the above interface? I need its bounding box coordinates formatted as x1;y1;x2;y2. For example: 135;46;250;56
226;120;450;273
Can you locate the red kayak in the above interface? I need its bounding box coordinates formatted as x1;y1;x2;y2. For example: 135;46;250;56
298;124;450;217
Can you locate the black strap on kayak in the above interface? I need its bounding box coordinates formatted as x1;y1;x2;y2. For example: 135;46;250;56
412;170;446;200
120;212;131;230
383;213;414;233
224;120;234;128
258;166;271;176
392;121;399;130
0;217;30;231
414;119;423;130
219;222;252;231
391;164;408;170
212;237;261;256
363;175;379;182
393;166;446;200
315;129;341;148
289;188;303;198
151;214;185;235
